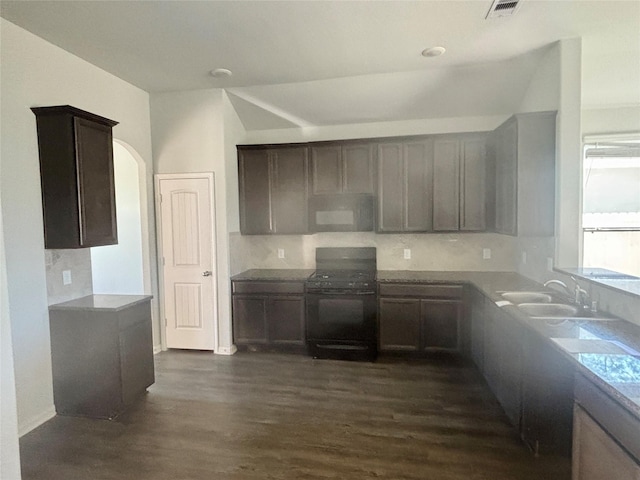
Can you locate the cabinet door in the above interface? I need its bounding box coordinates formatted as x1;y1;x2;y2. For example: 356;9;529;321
494;120;517;235
378;298;421;351
119;319;154;405
267;296;305;345
495;309;523;429
239;149;272;234
516;113;556;236
470;290;485;370
460;138;487;231
377;141;432;233
271;147;308;234
75;117;118;247
521;330;574;456
483;314;500;393
433;139;460;231
404;141;433;231
310;145;342;194
232;295;268;344
573;406;640;480
420;299;461;351
377;143;404;232
343;143;375;194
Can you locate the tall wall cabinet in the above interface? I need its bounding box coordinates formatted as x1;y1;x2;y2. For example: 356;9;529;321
32;105;119;249
491;112;556;236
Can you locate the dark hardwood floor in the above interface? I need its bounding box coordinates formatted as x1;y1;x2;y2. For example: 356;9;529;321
20;351;571;480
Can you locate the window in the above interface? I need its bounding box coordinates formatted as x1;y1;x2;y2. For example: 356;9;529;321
582;141;640;277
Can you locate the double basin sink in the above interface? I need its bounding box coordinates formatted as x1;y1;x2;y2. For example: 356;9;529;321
499;291;614;322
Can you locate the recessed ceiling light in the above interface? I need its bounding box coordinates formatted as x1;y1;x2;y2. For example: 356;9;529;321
421;46;446;58
210;68;232;78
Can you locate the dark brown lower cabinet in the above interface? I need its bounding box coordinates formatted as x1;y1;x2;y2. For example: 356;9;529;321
470;287;574;457
573;374;640;479
378;298;421;351
378;283;462;354
48;295;154;419
521;330;575;456
232;281;305;348
469;288;486;370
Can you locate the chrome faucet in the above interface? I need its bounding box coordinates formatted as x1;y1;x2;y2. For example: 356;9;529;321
543;279;571;295
544;277;590;308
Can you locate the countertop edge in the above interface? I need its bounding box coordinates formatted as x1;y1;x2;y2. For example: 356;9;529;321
49;294;153;312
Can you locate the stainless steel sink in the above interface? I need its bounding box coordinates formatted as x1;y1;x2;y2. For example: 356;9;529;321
501;291;553;304
518;303;579;318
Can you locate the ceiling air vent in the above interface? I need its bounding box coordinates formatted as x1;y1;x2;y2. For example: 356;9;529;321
486;0;522;19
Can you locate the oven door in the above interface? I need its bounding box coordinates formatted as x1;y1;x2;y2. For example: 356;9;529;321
306;290;377;359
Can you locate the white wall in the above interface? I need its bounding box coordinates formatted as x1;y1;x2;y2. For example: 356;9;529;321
91;143;145;295
0;193;22;480
243;114;509;145
582;106;640;137
223;91;246;235
0;18;156;435
150;89;236;353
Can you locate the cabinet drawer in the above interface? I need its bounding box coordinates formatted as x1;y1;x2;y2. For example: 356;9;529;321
379;283;462;299
232;281;305;295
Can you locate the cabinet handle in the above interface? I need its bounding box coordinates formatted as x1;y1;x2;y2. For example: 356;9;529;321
202;271;212;277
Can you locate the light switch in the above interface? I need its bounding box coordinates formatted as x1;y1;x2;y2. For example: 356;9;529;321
483;248;491;260
403;249;411;260
277;248;285;259
62;270;72;285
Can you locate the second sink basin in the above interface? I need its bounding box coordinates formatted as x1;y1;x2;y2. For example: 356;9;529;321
501;291;553;304
518;303;579;318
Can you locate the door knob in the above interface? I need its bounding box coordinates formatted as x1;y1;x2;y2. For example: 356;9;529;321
202;271;212;277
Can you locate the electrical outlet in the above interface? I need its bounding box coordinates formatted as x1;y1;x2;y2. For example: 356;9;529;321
403;249;411;260
522;251;527;264
62;270;72;285
277;248;285;259
482;248;491;260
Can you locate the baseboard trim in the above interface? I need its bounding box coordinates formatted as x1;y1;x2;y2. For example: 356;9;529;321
216;344;237;355
18;406;56;437
153;344;163;355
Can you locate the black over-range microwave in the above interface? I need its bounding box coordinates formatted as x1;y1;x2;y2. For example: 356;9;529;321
308;194;374;232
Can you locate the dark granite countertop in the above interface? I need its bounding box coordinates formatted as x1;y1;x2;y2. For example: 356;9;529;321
558;267;640;297
232;268;640;419
231;269;315;282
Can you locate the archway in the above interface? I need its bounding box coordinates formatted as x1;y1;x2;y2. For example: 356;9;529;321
90;141;148;295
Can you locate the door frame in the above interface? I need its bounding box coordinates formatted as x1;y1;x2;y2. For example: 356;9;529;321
154;172;219;352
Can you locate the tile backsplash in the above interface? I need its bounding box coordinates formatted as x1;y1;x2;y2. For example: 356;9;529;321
229;232;518;274
44;249;93;305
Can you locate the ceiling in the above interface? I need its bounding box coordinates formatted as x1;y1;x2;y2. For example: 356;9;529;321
2;1;639;130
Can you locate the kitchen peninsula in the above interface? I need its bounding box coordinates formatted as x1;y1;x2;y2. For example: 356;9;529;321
232;267;640;475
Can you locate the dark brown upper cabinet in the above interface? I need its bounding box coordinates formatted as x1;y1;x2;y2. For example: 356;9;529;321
490;112;556;236
432;134;488;232
377;140;434;232
31;105;119;249
310;142;376;195
238;145;309;235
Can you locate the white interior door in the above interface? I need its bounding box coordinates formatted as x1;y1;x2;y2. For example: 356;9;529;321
156;173;217;351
